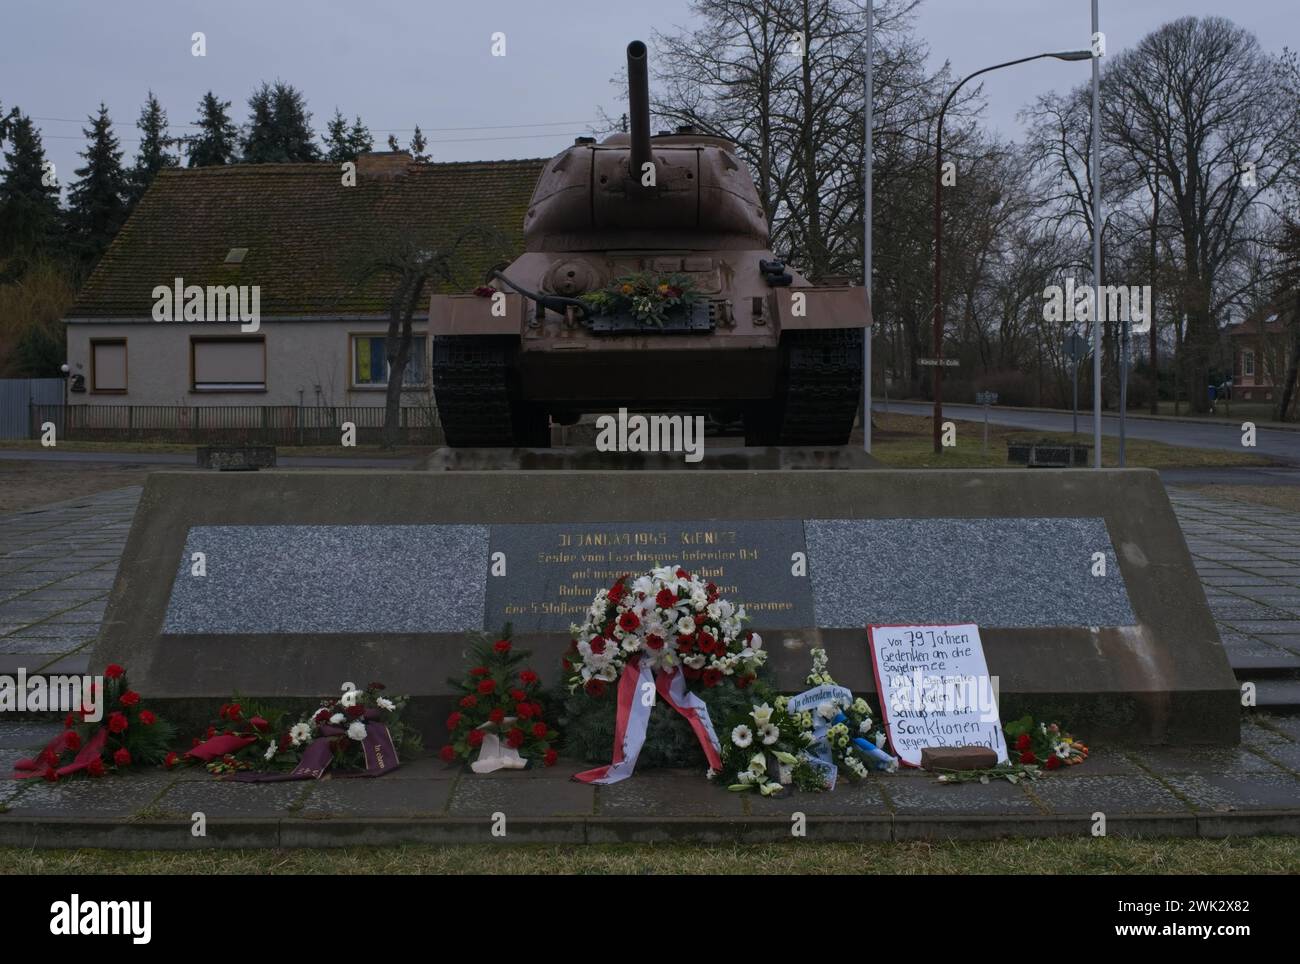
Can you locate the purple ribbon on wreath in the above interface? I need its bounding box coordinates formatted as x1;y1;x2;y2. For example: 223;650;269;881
226;708;399;781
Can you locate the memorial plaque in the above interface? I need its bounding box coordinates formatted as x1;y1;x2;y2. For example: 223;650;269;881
806;517;1136;628
163;524;489;634
484;519;813;632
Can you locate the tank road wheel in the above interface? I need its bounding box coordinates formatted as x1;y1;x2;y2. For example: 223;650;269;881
746;328;864;446
431;335;550;448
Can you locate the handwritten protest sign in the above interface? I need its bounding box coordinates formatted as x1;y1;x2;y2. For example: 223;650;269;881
867;623;1007;768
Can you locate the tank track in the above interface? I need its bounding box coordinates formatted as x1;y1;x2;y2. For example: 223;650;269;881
431;335;549;447
746;328;864;446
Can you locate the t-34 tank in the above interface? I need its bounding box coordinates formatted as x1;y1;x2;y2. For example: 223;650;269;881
430;40;870;447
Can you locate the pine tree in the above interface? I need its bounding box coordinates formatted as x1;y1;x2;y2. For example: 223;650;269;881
409;125;428;162
324;108;351;163
129;91;178;205
241;81;319;162
66;104;129;264
188;91;238;167
347;116;373;157
386;133;401;152
0;111;62;259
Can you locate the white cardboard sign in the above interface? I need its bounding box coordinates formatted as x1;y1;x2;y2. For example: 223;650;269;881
867;623;1007;768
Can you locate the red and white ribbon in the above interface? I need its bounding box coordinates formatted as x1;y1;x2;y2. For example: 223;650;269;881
573;654;722;785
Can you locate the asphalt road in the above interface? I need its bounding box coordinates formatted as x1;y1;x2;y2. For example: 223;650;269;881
876;401;1300;466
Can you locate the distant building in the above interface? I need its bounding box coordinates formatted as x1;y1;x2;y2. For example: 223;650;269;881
1228;307;1288;402
63;152;543;411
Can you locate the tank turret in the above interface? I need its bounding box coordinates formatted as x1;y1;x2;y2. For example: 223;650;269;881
430;40;870;448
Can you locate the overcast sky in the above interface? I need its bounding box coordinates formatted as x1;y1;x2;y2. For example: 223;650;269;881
2;0;1295;200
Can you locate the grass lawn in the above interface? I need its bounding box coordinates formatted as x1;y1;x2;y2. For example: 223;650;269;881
870;413;1272;470
0;439;433;458
4;837;1297;875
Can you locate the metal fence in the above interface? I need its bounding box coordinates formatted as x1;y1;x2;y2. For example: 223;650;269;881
27;403;445;446
1;379;64;439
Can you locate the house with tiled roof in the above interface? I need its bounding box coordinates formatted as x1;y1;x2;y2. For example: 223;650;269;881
63;152;544;420
1228;305;1289;402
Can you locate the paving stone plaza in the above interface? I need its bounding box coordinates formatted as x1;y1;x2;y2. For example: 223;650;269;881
0;484;1297;845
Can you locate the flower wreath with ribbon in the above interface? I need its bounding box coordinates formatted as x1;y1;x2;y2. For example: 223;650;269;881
565;566;767;785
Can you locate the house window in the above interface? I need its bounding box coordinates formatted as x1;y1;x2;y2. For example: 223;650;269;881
1244;351;1255;377
351;334;427;388
90;339;127;393
191;337;266;391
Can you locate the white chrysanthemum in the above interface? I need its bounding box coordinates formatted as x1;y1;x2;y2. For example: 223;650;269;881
329;712;345;725
347;720;368;742
341;681;357;693
377;697;395;711
289;723;312;746
675;616;695;635
760;724;779;746
731;724;753;748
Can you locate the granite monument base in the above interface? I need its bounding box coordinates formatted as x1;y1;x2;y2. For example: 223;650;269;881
91;469;1239;745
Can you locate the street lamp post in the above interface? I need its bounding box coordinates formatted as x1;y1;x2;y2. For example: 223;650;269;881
932;49;1092;453
863;3;873;454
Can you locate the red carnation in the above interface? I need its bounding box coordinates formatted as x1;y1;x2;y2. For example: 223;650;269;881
87;758;106;778
655;588;676;608
489;707;506;724
520;670;539;685
736;674;753;689
509;688;526;702
477;679;497;695
694;613;708;626
104;664;125;680
446;712;464;730
516;702;534;720
677;634;695;652
705;582;718;595
543;748;559;767
113;748;132;767
468;729;485;747
645;633;664;651
683;666;701;680
164;752;179;769
697;631;716;653
314;709;331;724
506;728;525;749
493;639;512;654
345;705;365;719
64;731;82;752
532;722;548;739
139;710;156;725
589;636;607;655
119;690;141;707
439;745;457;762
108;712;128;734
459;695;478;709
1019;751;1037;765
1015;733;1031;752
469;666;489;677
1045;756;1062;771
676;568;689;578
585;678;607;698
702;668;722;688
618;610;640;632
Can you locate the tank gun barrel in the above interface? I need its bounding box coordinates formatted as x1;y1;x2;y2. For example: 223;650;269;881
626;40;652;183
